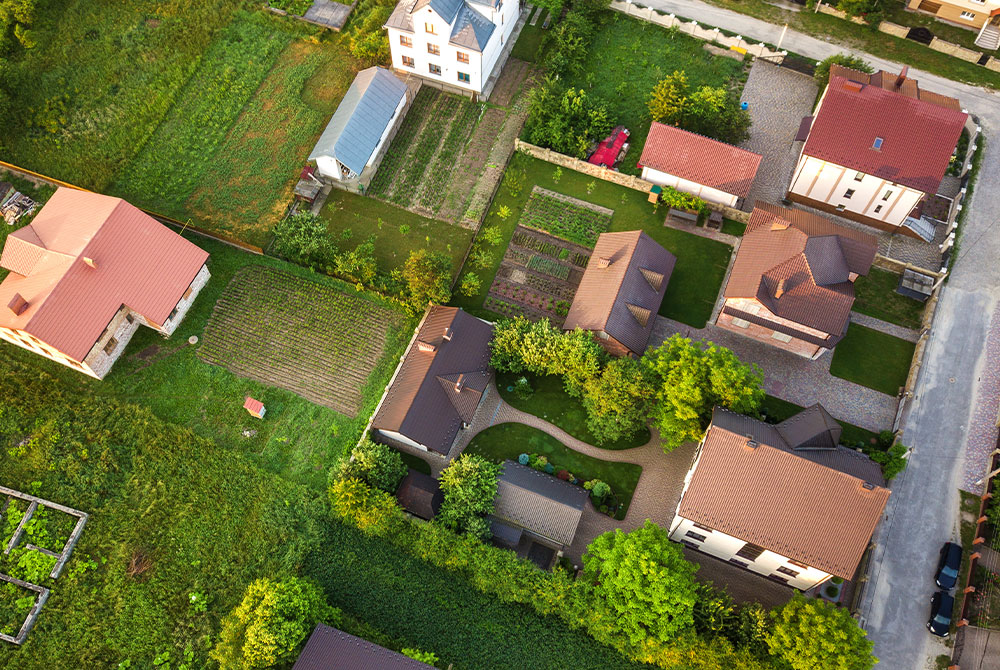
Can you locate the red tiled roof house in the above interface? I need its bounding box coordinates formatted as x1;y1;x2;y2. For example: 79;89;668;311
638;122;762;209
788;66;967;241
0;188;210;379
670;406;890;591
563;230;676;357
716;203;877;359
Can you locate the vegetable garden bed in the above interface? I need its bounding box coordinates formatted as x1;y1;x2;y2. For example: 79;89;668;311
198;264;405;416
519;188;613;247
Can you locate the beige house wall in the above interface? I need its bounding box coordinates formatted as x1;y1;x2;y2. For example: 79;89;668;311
907;0;998;29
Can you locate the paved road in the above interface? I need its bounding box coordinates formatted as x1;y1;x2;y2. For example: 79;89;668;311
631;2;1000;668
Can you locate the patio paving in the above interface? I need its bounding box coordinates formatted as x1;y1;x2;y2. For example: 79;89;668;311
650;316;899;433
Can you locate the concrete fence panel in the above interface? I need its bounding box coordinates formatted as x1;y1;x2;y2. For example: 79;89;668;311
987;56;1000;72
878;21;910;39
929;37;983;63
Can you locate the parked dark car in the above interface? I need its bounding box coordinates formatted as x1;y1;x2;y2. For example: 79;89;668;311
927;590;953;637
935;542;962;589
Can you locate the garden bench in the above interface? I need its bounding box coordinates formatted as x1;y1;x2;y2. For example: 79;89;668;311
705;211;723;231
666;208;698;226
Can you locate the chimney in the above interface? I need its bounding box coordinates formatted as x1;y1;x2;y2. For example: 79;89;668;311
597;257;611;269
82;257;97;269
417;340;436;353
895;65;909;89
774;278;786;299
7;293;28;316
443;327;454;341
455;373;465;392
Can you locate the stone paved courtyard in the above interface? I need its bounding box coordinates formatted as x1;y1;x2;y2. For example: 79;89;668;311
650;315;900;433
738;60;816;210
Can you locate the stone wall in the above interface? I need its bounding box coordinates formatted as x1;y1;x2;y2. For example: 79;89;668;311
878;21;910;39
816;3;867;25
929;37;983;63
987;56;1000;72
612;1;786;62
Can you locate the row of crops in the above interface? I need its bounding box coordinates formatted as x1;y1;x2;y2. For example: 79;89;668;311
518;192;613;247
198;265;404;417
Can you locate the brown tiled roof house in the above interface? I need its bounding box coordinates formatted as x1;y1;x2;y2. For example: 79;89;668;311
669;406;890;590
716;202;877;359
0;188;210;379
638;122;762;209
293;623;435;670
372;306;493;455
563;231;676;357
788;65;967;240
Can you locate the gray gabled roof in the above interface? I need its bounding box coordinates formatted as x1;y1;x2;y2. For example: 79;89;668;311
492;461;589;546
293;624;434;670
450;4;495;51
414;0;465;23
308;67;407;176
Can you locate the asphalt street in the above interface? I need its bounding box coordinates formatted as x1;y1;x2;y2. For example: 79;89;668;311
631;1;1000;667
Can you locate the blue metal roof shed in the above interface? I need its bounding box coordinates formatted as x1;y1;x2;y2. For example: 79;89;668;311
308;67;408;177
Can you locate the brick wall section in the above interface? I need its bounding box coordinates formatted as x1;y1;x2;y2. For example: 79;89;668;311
929;37;984;63
515;139;752;223
878;21;910;39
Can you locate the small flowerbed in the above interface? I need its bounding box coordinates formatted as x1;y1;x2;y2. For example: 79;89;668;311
517;453;621;517
519;190;613;247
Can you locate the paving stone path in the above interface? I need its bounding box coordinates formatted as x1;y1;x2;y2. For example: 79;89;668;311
650;316;899;433
850;312;921;343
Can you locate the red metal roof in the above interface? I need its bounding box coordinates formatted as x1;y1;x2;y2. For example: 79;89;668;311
244;397;264;414
0;188;209;361
637;122;762;199
803;74;967;194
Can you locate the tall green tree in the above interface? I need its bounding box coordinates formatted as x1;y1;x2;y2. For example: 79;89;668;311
272;212;329;266
583;521;700;645
767;593;876;670
684;85;752;145
403;248;452;310
642;335;764;452
582;357;654;444
211;577;338;670
332;437;408;493
437;454;501;539
524;78;612;158
647;71;689;126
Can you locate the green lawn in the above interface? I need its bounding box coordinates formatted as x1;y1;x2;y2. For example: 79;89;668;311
830;323;916;396
721;218;747;237
697;0;1000;89
0;237;413;489
465;423;642;519
759;395;879;447
562;12;748;176
452;154;733;328
512;22;546;62
319;189;474;276
497;371;651;450
853;268;926;330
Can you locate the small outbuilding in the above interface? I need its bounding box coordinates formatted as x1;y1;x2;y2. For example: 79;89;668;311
396;469;443;520
243;397;266;419
308;66;408;191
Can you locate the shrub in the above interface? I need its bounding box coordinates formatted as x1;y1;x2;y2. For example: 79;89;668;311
648;71;688;126
504;166;527;198
524;78;612;159
403;248;452;310
584;479;612;502
437;455;501;537
402;648;440;664
814;53;874;91
518;453;531;466
332;437;408;493
211;577;338;670
459;272;482;297
513;375;533;400
272;212;329;266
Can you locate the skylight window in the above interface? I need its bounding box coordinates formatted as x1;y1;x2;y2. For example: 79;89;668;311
872;137;884;150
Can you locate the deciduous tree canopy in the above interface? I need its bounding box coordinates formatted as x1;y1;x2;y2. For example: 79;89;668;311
437;454;501;539
767;593;876;670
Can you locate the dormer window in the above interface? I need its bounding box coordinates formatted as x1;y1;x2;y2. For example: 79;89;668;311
872;137;884;150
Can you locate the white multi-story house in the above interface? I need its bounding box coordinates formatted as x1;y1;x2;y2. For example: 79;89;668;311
788;65;967;242
384;0;520;100
670;406;890;591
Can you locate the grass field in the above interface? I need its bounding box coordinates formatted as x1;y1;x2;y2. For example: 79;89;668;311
759;394;879;447
452;154;733;328
562;12;748;176
512;22;546;62
830;323;916;396
496;371;651;450
853;268;926;330
465;423;642;520
319;189;475;276
198;265;405;416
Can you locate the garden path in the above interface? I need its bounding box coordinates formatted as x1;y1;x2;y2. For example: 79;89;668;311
850;311;921;343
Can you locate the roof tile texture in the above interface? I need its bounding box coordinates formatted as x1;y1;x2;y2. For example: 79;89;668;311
293;624;435;670
638;122;762;199
492;461;588;546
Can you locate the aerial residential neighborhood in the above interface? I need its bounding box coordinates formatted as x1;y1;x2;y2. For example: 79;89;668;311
1;0;1000;668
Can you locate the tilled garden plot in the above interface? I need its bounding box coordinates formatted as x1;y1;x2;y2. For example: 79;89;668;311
485;226;593;325
198;265;405;416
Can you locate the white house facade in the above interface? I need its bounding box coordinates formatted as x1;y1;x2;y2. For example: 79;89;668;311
385;0;520;99
640;167;742;208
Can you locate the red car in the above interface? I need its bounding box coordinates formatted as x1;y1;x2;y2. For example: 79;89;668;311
587;126;630;169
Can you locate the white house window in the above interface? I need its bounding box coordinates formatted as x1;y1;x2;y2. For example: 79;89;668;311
425;22;436;34
103;337;118;355
882;190;893;201
843;188;855;199
960;10;976;19
735;543;766;561
836;204;846;211
427;43;440;56
429;63;442;76
457;51;469;64
126;314;135;324
776;566;800;578
874;204;883;213
402;55;415;68
457;71;470;83
400;35;412;47
684;530;707;542
854;171;864;181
